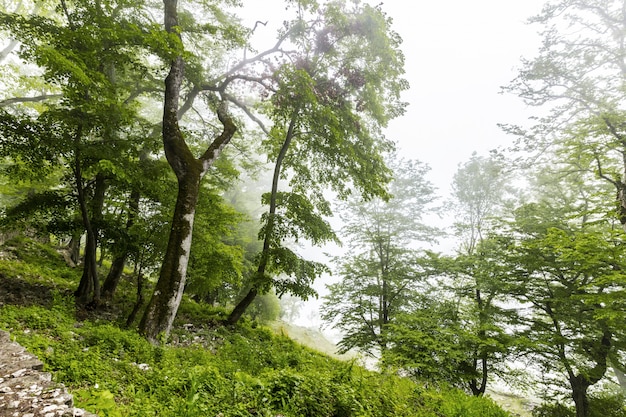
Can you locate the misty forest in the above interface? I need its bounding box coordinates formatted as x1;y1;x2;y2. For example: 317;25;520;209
1;1;626;416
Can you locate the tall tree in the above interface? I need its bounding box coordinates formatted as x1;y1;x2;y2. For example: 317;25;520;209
503;204;626;417
0;0;158;305
138;0;241;340
321;156;439;356
227;0;408;325
502;0;626;228
447;152;517;396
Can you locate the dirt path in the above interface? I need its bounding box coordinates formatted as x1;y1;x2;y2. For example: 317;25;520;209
0;330;96;417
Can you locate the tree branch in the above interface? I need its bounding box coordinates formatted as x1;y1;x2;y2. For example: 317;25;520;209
0;94;63;107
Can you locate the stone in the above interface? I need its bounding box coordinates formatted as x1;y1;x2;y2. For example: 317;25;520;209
0;330;98;417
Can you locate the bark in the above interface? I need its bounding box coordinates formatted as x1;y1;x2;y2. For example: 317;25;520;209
226;287;258;325
126;271;145;328
139;172;201;341
139;0;236;343
570;375;591;417
102;255;126;298
67;232;81;265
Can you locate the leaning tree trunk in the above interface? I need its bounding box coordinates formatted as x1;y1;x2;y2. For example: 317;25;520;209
139;171;201;340
102;188;140;299
139;0;236;343
226;115;297;325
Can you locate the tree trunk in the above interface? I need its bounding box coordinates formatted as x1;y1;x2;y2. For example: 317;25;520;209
126;271;145;328
139;172;201;341
67;231;81;265
74;156;105;306
102;255;127;298
570;375;590;417
226;115;297;325
102;188;140;299
139;0;236;343
226;287;258;325
469;356;488;396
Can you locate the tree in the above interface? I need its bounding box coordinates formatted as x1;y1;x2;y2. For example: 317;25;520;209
384;295;484;388
502;0;626;228
444;152;518;396
503;207;626;417
226;0;408;325
0;0;160;305
450;151;515;255
321;155;439;356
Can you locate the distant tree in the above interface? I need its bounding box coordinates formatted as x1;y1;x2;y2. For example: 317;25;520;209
446;152;517;396
502;0;626;228
450;152;515;255
279;294;304;323
321;156;439;356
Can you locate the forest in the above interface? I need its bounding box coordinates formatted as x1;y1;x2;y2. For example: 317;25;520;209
1;0;626;416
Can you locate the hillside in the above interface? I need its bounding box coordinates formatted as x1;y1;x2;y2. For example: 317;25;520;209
0;237;513;416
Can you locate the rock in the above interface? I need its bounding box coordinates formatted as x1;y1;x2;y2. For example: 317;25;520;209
0;330;98;417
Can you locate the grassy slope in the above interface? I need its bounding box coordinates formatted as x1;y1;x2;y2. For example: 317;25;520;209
0;237;512;417
270;320;534;417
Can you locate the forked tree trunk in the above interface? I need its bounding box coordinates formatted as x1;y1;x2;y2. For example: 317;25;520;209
74;156;106;306
139;0;236;343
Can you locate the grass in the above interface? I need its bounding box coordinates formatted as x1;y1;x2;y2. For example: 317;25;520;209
0;237;513;417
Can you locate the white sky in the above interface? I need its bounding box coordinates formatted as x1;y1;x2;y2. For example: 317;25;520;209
237;0;546;196
235;0;548;329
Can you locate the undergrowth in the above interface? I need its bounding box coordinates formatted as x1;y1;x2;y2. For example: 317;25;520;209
0;237;512;417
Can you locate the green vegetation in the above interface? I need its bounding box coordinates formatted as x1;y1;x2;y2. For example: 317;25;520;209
0;237;510;417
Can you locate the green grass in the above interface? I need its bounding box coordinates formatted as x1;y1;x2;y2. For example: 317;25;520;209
0;237;512;417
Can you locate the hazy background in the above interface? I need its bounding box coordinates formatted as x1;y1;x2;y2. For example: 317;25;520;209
235;0;547;329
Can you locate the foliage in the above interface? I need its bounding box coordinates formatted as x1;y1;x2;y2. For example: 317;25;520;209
0;236;512;417
385;299;483;388
321;154;439;355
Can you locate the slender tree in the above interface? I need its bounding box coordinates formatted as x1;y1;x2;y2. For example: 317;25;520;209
321;155;439;356
226;0;408;325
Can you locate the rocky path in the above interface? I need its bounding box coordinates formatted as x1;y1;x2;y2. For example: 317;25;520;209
0;330;96;417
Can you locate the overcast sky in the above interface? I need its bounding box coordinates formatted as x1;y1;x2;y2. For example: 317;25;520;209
238;0;547;196
235;0;549;327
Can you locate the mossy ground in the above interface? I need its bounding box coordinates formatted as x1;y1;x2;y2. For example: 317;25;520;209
0;237;512;417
